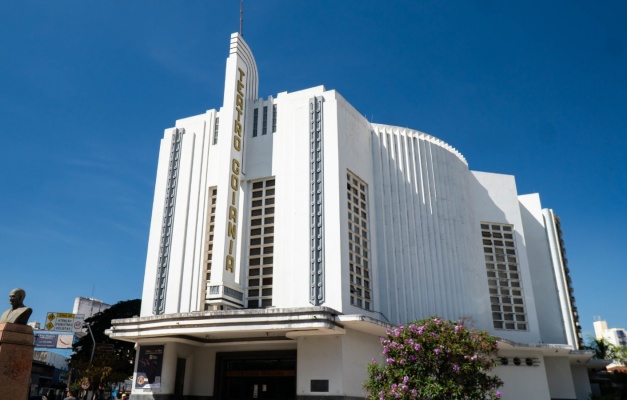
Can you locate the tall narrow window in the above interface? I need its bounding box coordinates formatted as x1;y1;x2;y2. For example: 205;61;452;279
213;117;219;145
347;171;371;310
203;187;218;310
253;108;258;137
272;104;277;133
262;106;268;135
247;178;275;308
481;223;528;330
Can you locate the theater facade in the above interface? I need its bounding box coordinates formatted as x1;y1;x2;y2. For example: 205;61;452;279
107;33;592;400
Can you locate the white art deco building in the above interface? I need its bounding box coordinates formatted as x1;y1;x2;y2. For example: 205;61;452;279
108;33;592;400
593;319;627;349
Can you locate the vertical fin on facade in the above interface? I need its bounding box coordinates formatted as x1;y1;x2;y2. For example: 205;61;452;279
205;32;258;310
309;96;325;305
153;128;184;315
228;33;258;101
543;209;582;349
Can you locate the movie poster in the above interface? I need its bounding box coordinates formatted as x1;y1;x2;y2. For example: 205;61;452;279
135;345;164;389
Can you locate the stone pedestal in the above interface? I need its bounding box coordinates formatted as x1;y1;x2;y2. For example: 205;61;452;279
0;322;34;399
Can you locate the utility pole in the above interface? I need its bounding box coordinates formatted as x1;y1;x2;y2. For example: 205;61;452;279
85;322;96;364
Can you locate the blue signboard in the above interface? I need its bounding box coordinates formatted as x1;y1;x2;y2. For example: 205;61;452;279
34;334;58;348
34;333;75;348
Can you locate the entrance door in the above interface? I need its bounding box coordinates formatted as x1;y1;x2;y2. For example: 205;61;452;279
215;350;296;400
174;357;185;399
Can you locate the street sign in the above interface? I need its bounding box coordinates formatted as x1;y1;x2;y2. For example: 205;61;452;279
34;334;58;348
73;319;83;330
45;312;85;332
34;333;75;349
97;343;115;353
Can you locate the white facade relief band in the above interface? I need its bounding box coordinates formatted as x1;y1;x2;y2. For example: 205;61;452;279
309;96;325;306
153;128;184;315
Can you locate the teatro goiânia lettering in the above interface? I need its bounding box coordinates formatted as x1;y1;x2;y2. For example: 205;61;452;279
225;67;245;273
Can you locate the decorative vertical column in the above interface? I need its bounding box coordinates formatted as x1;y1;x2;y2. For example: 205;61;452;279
0;323;34;399
309;96;325;305
153;128;184;315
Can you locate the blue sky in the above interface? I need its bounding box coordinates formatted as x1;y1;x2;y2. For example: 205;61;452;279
1;1;625;341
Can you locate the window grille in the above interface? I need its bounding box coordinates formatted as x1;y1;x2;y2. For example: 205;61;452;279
247;178;276;308
481;223;528;330
347;171;371;310
272;104;277;133
213;117;219;145
202;188;218;310
262;106;268;136
253;108;258;137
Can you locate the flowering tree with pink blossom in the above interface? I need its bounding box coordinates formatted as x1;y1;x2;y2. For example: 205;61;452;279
364;317;503;399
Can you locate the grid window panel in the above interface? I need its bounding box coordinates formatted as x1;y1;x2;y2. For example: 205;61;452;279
213;117;219;145
204;188;218;281
253;108;258;137
481;223;527;331
202;188;218;307
272;104;277;133
262;106;268;135
247;178;275;308
347;171;372;311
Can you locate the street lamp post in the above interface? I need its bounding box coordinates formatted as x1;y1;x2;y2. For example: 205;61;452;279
84;322;96;365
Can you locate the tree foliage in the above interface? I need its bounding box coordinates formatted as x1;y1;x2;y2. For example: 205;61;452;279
364;317;503;400
588;337;615;360
586;336;627;364
69;299;140;388
586;337;627;400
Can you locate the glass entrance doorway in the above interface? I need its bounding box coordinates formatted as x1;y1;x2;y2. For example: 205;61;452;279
215;350;296;400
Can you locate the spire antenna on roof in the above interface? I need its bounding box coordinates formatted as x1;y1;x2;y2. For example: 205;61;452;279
239;0;244;36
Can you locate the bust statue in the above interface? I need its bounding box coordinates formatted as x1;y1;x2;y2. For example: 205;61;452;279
0;288;32;325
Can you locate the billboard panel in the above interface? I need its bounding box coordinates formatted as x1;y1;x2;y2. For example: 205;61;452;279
34;333;75;348
135;345;164;389
34;334;58;348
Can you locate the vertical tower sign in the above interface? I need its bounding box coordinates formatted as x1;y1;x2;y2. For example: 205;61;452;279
224;66;246;273
208;33;258;308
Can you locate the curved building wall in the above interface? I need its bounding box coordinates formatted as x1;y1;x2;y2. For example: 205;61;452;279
370;124;490;327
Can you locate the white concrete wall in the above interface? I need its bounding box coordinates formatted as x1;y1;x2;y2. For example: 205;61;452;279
296;335;344;397
545;356;577;399
493;351;551;400
292;331;388;398
333;91;376;315
470;171;541;344
571;364;592;400
542;207;579;348
270;87;326;309
341;328;381;398
141;128;177;317
370;125;489;327
519;194;568;345
189;347;215;396
161;122;195;314
140;110;220;316
73;297;110;319
173;115;211;314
